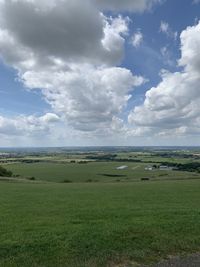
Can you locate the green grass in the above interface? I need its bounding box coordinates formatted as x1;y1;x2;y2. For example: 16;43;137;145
0;180;200;267
5;162;199;183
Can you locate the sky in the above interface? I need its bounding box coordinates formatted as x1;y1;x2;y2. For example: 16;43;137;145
0;0;200;147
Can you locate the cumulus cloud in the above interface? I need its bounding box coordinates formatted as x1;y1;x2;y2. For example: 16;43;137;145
21;65;145;131
0;0;158;69
0;0;162;70
0;0;148;138
0;0;119;67
101;15;130;64
129;21;200;137
1;0;199;145
131;30;143;48
179;22;200;73
0;113;60;136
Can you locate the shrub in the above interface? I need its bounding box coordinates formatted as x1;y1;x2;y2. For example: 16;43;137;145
28;176;36;181
86;179;93;183
0;166;13;177
62;179;72;183
141;177;150;181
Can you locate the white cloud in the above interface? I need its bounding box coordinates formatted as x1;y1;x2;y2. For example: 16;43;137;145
160;46;174;66
160;21;169;33
0;0;148;139
160;21;177;40
179;22;200;73
21;65;145;131
101;15;130;64
0;0;165;144
0;1;160;69
131;30;143;48
40;113;60;123
193;0;200;4
0;113;60;136
0;0;113;66
129;21;200;137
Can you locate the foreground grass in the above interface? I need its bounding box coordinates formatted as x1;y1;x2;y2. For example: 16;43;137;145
0;180;200;267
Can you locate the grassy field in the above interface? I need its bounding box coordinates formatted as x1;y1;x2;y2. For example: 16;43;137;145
0;179;200;267
1;150;200;266
4;161;200;183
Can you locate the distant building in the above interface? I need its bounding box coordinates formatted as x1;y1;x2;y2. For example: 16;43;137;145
159;165;172;170
116;165;128;170
145;166;153;171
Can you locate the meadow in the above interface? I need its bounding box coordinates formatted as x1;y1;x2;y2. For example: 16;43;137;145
1;148;200;267
0;180;200;267
5;161;200;183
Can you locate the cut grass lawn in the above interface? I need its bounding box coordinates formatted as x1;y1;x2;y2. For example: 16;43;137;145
0;179;200;267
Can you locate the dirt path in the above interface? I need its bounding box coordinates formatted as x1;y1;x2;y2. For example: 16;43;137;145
141;253;200;267
0;177;26;182
132;166;139;170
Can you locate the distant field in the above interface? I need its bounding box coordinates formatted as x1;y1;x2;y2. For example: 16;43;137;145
0;180;200;267
116;152;200;164
5;162;200;183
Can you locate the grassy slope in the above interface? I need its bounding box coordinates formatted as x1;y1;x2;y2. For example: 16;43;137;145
0;180;200;267
5;162;199;183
